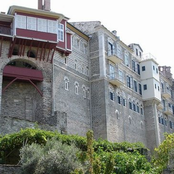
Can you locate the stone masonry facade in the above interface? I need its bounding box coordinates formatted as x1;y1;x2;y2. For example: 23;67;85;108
0;5;174;153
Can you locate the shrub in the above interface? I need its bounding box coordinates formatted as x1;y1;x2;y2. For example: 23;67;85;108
20;138;85;174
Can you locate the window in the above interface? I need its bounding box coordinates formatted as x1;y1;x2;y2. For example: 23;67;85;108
134;80;137;92
156;68;158;73
132;60;136;71
108;42;115;55
143;84;147;90
118;96;121;104
86;67;89;76
137;64;140;75
64;77;69;90
124;51;129;66
127;76;131;88
139;84;142;95
110;91;114;101
155;84;157;89
82;86;86;98
137;105;140;113
133;102;136;111
74;60;77;70
87;89;90;99
74;82;79;94
122;98;126;106
118;70;123;82
58;23;64;41
153;65;155;70
169;121;173;129
130;77;133;89
129;101;132;110
140;106;143;115
136;49;138;56
142;66;145;71
109;64;115;79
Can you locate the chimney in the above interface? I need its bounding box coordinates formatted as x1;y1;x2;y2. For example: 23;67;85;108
38;0;43;10
38;0;51;11
44;0;51;11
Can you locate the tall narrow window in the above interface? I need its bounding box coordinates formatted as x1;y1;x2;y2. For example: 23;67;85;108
109;64;115;79
74;82;79;95
117;95;121;104
108;42;114;55
58;23;64;41
137;64;140;75
134;80;137;92
74;60;77;70
82;85;86;98
64;77;69;91
127;76;131;88
132;60;136;71
139;83;142;95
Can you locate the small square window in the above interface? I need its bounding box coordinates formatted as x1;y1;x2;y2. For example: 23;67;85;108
143;84;147;90
142;66;145;71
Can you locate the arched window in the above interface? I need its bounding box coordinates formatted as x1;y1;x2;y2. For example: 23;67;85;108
74;60;77;70
109;85;114;101
64;77;69;91
82;85;86;98
115;109;119;119
87;88;90;99
128;116;132;124
74;81;79;94
140;121;143;129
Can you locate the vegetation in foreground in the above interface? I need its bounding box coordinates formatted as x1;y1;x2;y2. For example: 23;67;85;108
0;127;173;173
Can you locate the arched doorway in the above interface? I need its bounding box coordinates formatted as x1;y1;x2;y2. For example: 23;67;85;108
2;59;43;121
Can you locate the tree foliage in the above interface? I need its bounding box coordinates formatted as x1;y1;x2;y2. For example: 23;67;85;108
153;133;174;173
0;128;160;173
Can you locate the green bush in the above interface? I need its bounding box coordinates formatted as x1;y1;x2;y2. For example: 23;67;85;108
0;128;158;173
20;138;85;174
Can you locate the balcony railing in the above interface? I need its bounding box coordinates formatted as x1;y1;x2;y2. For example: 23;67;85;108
108;72;125;86
162;88;171;99
163;105;173;115
142;53;157;61
0;26;12;35
107;49;123;64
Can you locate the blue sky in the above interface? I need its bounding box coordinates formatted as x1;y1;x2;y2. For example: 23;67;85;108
1;0;174;75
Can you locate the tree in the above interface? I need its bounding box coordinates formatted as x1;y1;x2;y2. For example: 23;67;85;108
153;133;174;173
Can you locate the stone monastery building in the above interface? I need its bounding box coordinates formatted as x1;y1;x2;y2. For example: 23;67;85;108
0;0;174;151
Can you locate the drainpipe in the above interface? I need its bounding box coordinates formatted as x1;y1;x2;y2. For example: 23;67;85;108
52;52;55;116
153;101;161;146
0;73;2;115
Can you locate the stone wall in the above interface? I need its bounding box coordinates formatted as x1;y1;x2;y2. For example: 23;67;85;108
0;165;21;174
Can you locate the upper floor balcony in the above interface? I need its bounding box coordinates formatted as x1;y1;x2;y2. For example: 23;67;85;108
108;71;125;87
162;87;171;99
107;49;123;64
163;105;173;115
